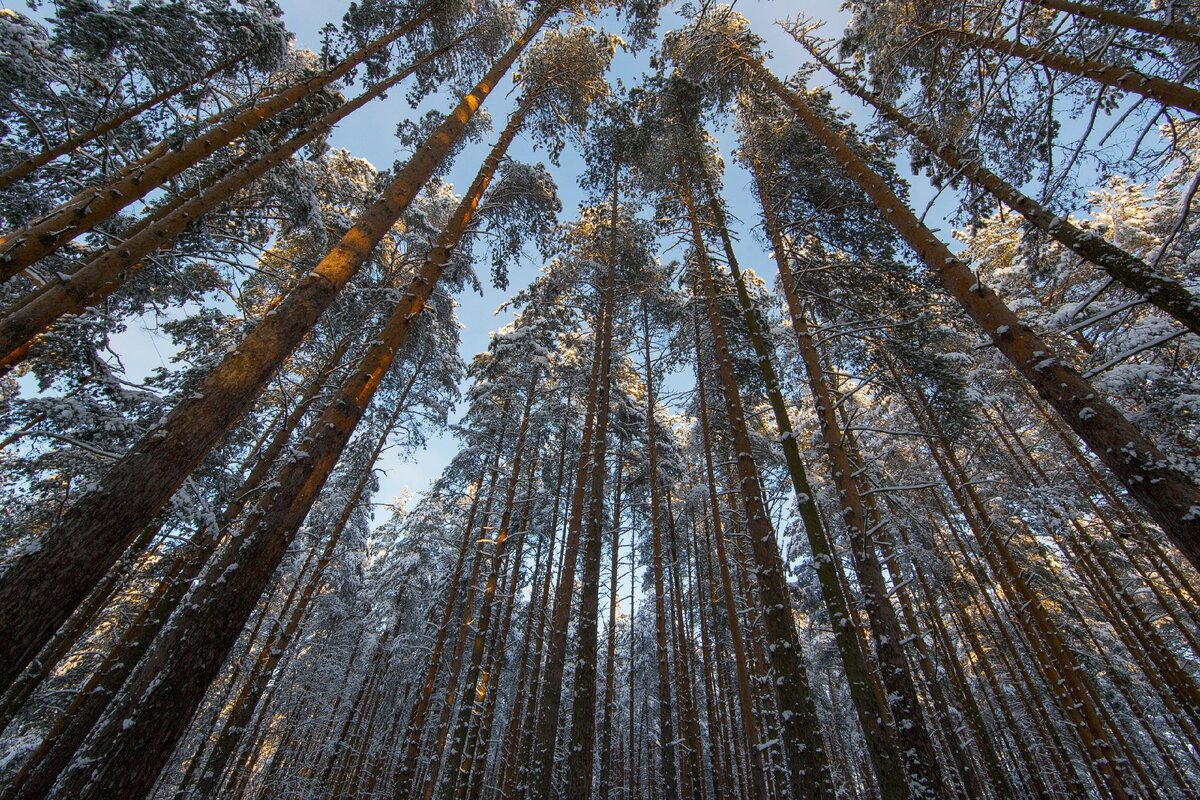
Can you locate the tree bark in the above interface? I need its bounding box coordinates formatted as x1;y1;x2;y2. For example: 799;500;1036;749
565;189;619;800
0;13;552;695
687;212;836;799
0;50;247;191
0;28;476;376
643;300;679;800
929;24;1200;114
733;46;1200;574
800;42;1200;338
1032;0;1200;46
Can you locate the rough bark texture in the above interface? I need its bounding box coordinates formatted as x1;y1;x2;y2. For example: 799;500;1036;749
0;16;548;693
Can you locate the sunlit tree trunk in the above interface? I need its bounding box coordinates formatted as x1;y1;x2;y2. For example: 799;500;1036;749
0;29;477;376
0;11;556;693
0;50;247;191
0;7;435;277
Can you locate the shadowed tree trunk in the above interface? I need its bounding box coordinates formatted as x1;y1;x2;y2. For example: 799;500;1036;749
730;43;1200;575
798;41;1200;338
1032;0;1200;44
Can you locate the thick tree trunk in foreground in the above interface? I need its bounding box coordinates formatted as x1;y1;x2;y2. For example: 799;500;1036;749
0;13;551;694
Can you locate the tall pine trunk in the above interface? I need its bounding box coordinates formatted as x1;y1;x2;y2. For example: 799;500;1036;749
799;43;1200;338
0;28;476;376
0;49;247;191
732;45;1200;573
565;182;619;800
687;221;835;799
0;12;554;693
1033;0;1200;44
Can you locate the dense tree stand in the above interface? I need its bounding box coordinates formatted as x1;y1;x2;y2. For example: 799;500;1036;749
1;1;1199;798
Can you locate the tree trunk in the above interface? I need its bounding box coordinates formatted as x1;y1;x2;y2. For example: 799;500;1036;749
1032;0;1200;46
1;332;354;800
395;443;504;793
734;46;1200;574
692;318;768;800
0;50;247;191
435;367;540;797
47;44;552;792
192;384;414;798
0;8;433;278
799;43;1200;338
0;28;476;376
686;212;836;798
748;165;949;798
565;195;619;800
928;24;1200;114
637;298;681;800
524;274;608;800
0;13;553;695
597;459;625;800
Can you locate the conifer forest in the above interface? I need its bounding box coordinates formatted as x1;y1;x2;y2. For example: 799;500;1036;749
5;0;1200;798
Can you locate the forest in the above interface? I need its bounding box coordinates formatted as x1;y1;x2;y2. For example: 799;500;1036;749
1;0;1199;797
